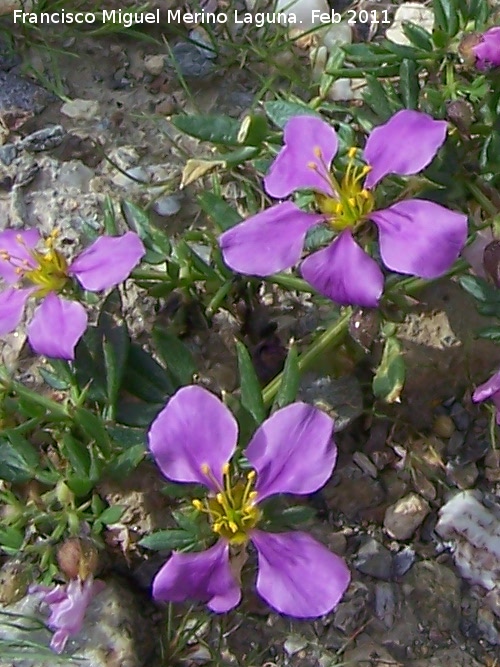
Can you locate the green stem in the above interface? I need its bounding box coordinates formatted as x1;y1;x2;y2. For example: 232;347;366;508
132;269;171;282
205;280;234;318
262;308;352;407
466;181;498;217
0;369;69;420
266;273;313;293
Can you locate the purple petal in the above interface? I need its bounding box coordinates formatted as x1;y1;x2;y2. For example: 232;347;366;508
461;229;494;278
363;110;447;188
371;200;468;278
301;231;384;306
220;202;323;276
246;402;336;501
252;530;350;617
474;27;500;70
152;540;241;613
264;116;337;198
27;294;88;360
0;229;39;284
69;232;145;292
0;287;33;335
148;385;238;489
472;369;500;405
36;578;104;654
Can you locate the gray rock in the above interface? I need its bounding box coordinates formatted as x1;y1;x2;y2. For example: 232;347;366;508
298;374;364;432
153;194;182;216
476;606;500;645
19;125;65;152
60;99;99;121
0;576;158;667
407;647;483;667
354;538;393;580
384;493;430;540
0;71;52;119
404;561;461;632
168;42;216;78
0;143;17;165
392;546;416;577
374;582;396;628
332;582;371;635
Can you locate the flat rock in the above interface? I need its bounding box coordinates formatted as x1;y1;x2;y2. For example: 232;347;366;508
60;98;99;121
0;71;52;128
384;493;430;540
408;647;483;667
354;538;393;580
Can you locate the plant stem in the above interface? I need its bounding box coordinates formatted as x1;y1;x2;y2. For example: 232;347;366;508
262;308;352;406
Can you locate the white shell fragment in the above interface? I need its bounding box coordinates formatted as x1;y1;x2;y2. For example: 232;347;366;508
274;0;330;29
386;2;434;46
435;491;500;591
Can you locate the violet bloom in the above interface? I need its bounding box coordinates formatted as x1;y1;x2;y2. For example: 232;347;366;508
472;370;500;424
0;230;145;359
473;27;500;70
31;577;105;653
148;385;350;617
220;110;468;307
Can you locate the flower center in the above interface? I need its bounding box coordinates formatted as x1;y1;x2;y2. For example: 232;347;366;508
193;464;260;545
309;146;375;231
0;232;69;296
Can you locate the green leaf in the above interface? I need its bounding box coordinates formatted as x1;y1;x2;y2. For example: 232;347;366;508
66;476;94;497
477;326;500;342
372;335;405;404
263;100;320;129
61;432;91;478
0;435;39;483
171;114;240;145
401;22;434;51
237;114;269;146
459;275;500;316
236;341;266;424
273;343;300;410
198;191;242;232
104;444;146;478
364;76;394;120
152;328;196;387
433;0;459;35
399;59;419;109
99;505;125;525
139;530;195;551
122;343;175;402
0;526;24;552
74;407;111;457
39;368;70;391
121;200;171;263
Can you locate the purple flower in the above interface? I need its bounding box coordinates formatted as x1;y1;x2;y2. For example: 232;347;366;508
31;577;105;653
148;385;350;618
220;111;468;307
472;369;500;424
0;230;145;359
473;27;500;70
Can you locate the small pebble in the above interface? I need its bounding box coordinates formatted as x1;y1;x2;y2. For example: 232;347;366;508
0;143;17;165
450;402;470;431
143;54;165;76
353;451;378;479
446;461;479;489
392;546;416;577
354;538;393;580
433;414;455;438
384;493;430;540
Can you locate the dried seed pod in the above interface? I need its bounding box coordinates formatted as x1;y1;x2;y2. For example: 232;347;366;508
57;537;99;580
483;239;500;288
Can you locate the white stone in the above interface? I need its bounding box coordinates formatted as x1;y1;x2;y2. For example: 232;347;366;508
274;0;330;29
143;54;165;76
60;99;99;122
0;0;33;17
386;2;434;46
436;491;500;591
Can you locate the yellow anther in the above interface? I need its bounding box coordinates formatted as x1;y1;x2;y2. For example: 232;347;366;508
307;161;318;170
361;189;370;199
15;267;23;274
192;499;204;511
313;146;322;158
201;463;210;475
228;521;238;533
15;234;23;243
222;462;230;475
348;197;356;206
247;470;256;481
361;165;372;175
216;492;224;505
248;491;258;502
348;147;357;159
0;251;9;259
